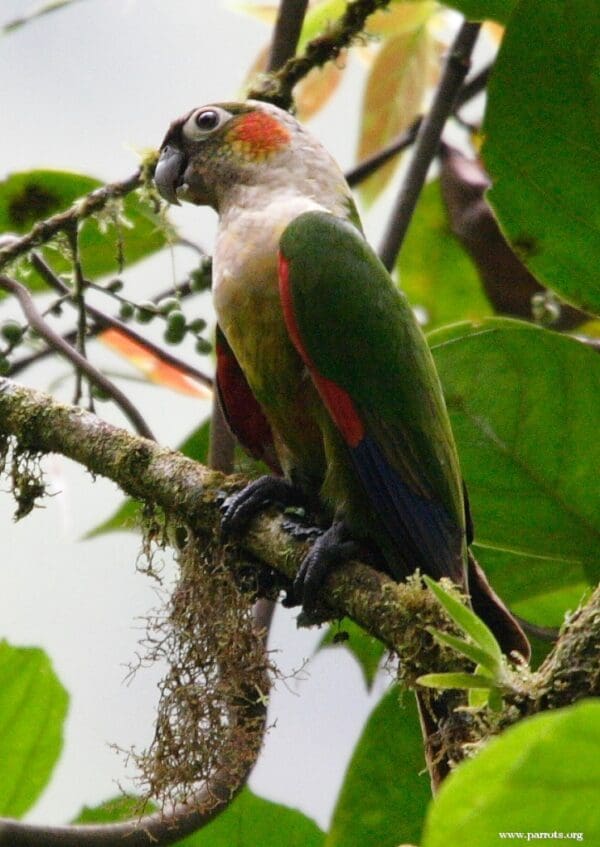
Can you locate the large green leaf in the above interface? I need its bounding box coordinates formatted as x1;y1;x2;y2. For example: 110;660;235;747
318;618;385;690
178;789;324;846
0;170;167;289
483;0;600;316
429;320;600;587
473;543;590;628
73;788;324;846
398;181;492;330
422;700;600;846
73;794;156;824
0;640;69;817
325;687;430;847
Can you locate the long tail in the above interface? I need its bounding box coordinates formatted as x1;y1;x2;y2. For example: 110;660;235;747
467;550;530;660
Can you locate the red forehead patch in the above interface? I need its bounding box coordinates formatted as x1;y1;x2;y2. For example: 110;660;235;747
228;111;291;158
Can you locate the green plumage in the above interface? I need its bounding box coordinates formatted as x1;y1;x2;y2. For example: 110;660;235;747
280;211;466;540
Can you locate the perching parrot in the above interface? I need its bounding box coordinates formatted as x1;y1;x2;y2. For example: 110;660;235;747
155;100;529;661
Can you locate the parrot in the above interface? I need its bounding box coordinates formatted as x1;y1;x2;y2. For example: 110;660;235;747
154;100;529;661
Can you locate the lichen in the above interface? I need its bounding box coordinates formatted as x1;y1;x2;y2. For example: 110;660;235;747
0;435;47;520
130;535;273;809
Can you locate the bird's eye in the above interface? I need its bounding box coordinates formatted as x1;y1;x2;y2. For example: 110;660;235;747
195;109;220;132
182;105;231;141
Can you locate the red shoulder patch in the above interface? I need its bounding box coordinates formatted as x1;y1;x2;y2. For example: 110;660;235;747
278;252;365;449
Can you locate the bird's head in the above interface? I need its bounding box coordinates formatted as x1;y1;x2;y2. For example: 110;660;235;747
155;100;352;215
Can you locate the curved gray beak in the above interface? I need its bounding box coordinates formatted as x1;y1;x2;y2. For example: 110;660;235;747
155;144;186;206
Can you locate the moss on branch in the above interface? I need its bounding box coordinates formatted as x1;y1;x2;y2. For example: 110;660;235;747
1;376;599;742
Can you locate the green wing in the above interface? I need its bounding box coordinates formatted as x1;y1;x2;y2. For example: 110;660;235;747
279;210;467;580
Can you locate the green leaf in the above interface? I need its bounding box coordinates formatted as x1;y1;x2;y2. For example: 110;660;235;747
423;576;502;664
178;418;212;464
0;170;168;289
417;672;494;690
325;687;430;847
84;497;143;539
483;0;600;316
427;628;500;675
0;640;69;817
296;0;347;52
429;320;600;583
177;788;325;846
72;788;323;847
398;181;492;330
86;419;211;538
422;700;600;846
73;794;156;824
468;686;490;708
473;543;590;629
318;619;385;690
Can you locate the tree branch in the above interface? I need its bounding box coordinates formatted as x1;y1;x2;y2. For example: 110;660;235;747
0;277;155;440
28;252;213;389
345;63;491;188
1;377;598;710
378;21;481;270
0;592;271;847
267;0;310;72
247;0;393;110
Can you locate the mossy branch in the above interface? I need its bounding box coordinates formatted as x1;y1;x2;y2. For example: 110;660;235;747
1;377;599;837
1;376;598;712
247;0;394;110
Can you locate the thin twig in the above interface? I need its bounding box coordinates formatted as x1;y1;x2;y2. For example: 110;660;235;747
378;21;482;270
65;225;90;406
345;63;491;188
346;120;421;187
0;275;155;440
29;253;213;388
267;0;310;72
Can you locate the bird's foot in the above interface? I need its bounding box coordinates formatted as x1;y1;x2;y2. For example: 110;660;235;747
221;475;306;538
283;520;360;617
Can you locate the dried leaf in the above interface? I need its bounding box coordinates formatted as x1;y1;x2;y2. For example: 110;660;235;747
99;329;212;398
366;0;437;37
295;59;344;120
357;25;435;206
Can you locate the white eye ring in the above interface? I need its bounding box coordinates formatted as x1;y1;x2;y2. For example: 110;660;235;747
182;106;231;140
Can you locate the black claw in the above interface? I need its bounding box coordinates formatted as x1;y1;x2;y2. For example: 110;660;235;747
221;475;306;538
283;521;360;614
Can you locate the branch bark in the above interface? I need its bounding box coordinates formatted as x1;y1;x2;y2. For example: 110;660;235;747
0;276;156;440
248;0;394;109
378;21;481;270
1;377;598;704
267;0;310;72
